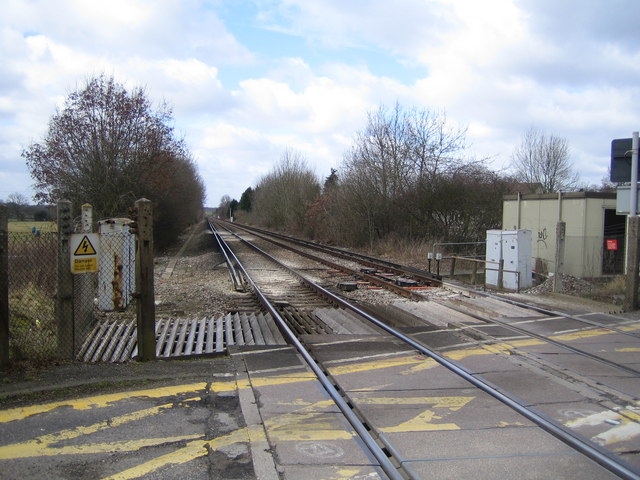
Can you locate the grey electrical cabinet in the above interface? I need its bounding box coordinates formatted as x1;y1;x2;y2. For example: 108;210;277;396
485;230;532;291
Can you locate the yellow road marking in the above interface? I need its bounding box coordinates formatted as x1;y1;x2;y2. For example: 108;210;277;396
0;398;201;460
101;428;253;480
381;409;459;432
352;396;473;410
1;321;636;476
0;383;210;423
1;435;203;459
264;411;354;441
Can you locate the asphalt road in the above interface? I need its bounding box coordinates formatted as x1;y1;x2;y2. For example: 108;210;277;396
0;358;257;480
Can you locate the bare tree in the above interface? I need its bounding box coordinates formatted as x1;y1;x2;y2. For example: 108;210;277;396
511;127;578;193
252;150;320;232
6;192;29;220
22;74;204;247
339;103;470;244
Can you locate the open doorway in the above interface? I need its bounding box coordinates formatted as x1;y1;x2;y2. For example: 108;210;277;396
602;209;625;274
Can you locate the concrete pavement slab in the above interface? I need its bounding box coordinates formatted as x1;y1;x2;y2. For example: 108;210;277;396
265;414;377;466
510;317;589;335
408;329;475;350
536;400;640;455
403;452;619;480
249;378;339;417
382;425;573;460
330;356;473;392
348;388;536;431
476;369;587;405
590;375;640;397
281;464;384;479
453;351;526;374
528;351;637;377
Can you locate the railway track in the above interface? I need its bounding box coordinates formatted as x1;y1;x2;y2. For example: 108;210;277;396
209;219;640;480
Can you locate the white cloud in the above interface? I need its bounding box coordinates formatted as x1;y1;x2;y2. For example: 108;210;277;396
1;0;640;205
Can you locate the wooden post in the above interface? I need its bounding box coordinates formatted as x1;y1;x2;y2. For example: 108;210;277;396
497;259;504;290
450;257;457;278
135;198;156;361
471;259;478;285
57;200;74;359
625;216;640;311
0;206;9;368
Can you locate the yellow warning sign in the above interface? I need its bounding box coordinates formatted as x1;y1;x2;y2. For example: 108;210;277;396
70;233;100;274
73;235;97;255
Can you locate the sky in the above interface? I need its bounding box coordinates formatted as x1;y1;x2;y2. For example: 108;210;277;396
2;0;640;207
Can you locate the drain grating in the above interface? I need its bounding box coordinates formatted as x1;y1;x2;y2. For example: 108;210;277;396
78;312;288;363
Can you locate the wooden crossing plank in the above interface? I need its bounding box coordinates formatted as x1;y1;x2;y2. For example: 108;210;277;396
256;312;276;344
205;317;214;353
83;321;111;362
268;313;287;344
163;319;180;357
215;317;224;352
313;308;350;334
194;318;206;355
248;314;265;344
240;313;255;345
111;321;135;362
77;322;102;360
224;313;234;346
175;320;189;356
233;313;245;346
156;319;171;357
80;310;298;363
127;329;138;361
101;321;126;362
184;319;197;355
340;309;381;335
91;320;119;363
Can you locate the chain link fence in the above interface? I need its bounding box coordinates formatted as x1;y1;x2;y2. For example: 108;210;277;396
1;201;157;367
5;226;136;363
7;231;58;361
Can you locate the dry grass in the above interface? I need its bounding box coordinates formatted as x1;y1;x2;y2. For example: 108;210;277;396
8;221;57;233
589;275;625;304
362;235;434;268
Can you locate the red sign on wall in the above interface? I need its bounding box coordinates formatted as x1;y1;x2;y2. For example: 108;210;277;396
606;239;618;251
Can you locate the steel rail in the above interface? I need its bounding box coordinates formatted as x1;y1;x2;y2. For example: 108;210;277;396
223;221;640;376
214;220;640;480
222;222;424;300
474;288;640;340
223;222;637;335
209;222;405;480
224;221;640;359
207;218;244;291
426;294;640;378
221;220;442;283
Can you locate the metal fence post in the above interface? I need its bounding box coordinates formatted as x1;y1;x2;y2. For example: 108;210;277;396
57;200;74;359
134;198;155;361
0;206;9;368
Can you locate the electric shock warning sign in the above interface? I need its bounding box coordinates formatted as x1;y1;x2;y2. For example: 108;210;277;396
70;233;100;273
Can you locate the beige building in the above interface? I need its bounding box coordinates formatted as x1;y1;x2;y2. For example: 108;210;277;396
502;192;624;278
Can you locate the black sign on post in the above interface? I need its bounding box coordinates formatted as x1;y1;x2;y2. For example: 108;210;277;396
611;138;635;182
